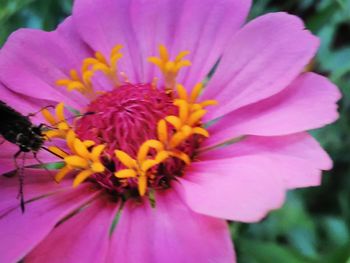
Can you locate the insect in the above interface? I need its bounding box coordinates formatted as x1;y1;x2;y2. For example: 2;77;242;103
0;101;95;212
0;100;47;213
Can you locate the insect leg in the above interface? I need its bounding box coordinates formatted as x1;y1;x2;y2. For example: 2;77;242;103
14;150;25;213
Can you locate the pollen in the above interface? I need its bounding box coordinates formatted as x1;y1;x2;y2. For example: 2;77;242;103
148;45;191;93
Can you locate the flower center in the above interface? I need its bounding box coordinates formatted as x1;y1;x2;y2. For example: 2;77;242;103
73;83;200;196
43;45;217;201
75;83;176;157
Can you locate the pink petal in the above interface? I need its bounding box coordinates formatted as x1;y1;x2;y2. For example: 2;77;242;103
108;191;234;263
73;0;143;82
131;0;251;88
73;0;251;87
206;73;341;146
177;155;286;222
0;17;91;109
202;13;319;120
174;0;251;90
0;83;50;124
0;141;61;175
0;169;72;216
0;185;99;263
26;196;118;263
201;133;331;188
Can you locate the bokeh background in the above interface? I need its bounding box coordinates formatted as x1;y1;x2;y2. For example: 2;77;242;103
1;0;349;262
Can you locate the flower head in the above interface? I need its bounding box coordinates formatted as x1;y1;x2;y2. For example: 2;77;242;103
0;0;340;262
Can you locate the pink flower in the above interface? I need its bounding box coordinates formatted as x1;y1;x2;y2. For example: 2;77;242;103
0;0;340;262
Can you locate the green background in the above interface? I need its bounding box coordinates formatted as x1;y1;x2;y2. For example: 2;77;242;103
1;0;349;262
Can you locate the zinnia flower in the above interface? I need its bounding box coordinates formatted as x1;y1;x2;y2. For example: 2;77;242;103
0;0;340;262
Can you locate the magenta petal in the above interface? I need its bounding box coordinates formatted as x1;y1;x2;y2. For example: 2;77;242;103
0;17;90;109
206;73;341;146
73;0;250;87
202;133;331;188
202;13;319;120
73;0;143;82
131;0;251;87
173;0;251;90
0;141;60;175
0;83;50;123
0;169;72;216
26;197;118;263
0;185;98;263
108;191;234;263
0;142;19;175
177;156;286;222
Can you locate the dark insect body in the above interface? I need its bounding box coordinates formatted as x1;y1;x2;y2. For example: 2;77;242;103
0;100;46;213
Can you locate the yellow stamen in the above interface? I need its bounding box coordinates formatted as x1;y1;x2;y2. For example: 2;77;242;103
188;109;207;126
65;156;89;169
84;140;96;148
169;150;191;165
192;127;209;137
41;109;56;126
56;102;66;122
155;151;169;163
66;130;77;152
169;131;190;148
41;102;71;140
174;99;189;122
143;140;165;152
53;133;106;186
137;143;151;164
200;100;218;107
150;82;216;162
115;169;137;179
138;175;147;197
73;139;90;159
56;45;124;99
165;116;182;131
44;130;62;140
56;69;94;97
176;84;188;100
83;44;123;86
157;120;168;144
91;145;106;162
55;166;72;183
114;141;168;196
48;46;218;198
148;45;191;93
73;170;94;188
91;162;105;173
115;150;137;168
141;160;158;172
190;83;203;103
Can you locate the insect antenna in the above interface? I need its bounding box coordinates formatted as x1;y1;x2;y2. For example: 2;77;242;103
41;146;65;159
27;105;55;118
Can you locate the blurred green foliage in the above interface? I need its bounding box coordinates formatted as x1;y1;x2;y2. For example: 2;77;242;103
238;1;350;262
0;0;349;262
